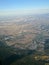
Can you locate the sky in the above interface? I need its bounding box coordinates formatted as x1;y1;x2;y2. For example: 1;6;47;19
0;0;49;16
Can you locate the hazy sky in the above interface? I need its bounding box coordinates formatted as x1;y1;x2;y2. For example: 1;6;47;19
0;0;49;16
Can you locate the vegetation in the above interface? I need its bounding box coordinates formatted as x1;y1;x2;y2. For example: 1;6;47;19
11;54;49;65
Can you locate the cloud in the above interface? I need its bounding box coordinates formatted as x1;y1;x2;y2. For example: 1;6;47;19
0;8;49;16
